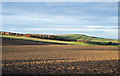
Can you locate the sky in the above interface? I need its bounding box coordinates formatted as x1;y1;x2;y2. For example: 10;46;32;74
2;2;118;39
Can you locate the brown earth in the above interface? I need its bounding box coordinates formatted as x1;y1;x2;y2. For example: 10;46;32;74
2;38;62;46
1;38;120;75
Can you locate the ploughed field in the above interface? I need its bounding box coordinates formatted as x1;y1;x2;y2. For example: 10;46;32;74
2;38;119;74
2;38;61;46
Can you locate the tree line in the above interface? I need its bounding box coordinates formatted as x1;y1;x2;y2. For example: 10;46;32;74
0;31;59;40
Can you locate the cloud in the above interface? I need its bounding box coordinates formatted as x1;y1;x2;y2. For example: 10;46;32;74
87;25;118;29
2;0;119;2
2;14;93;26
94;2;118;12
2;12;16;16
87;26;104;28
24;28;118;32
104;16;118;23
2;2;117;26
9;28;15;31
2;2;118;39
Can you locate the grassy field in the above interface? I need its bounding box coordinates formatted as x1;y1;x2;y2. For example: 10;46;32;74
56;34;118;43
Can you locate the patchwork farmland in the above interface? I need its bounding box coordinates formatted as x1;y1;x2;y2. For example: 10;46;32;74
0;31;119;46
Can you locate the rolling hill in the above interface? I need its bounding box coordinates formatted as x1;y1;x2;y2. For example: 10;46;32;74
0;32;119;46
1;35;91;45
56;34;118;42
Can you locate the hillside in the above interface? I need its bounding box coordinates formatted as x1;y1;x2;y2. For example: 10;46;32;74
56;34;118;43
1;35;90;45
0;31;118;46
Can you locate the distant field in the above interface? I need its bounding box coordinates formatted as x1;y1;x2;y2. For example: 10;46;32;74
1;35;92;45
2;38;57;45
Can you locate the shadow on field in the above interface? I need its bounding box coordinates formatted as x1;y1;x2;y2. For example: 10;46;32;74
2;38;67;46
2;59;119;75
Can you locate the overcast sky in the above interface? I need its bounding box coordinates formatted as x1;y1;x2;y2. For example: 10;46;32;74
2;2;118;39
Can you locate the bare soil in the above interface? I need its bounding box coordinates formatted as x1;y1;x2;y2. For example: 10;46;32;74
2;38;61;46
1;38;119;75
